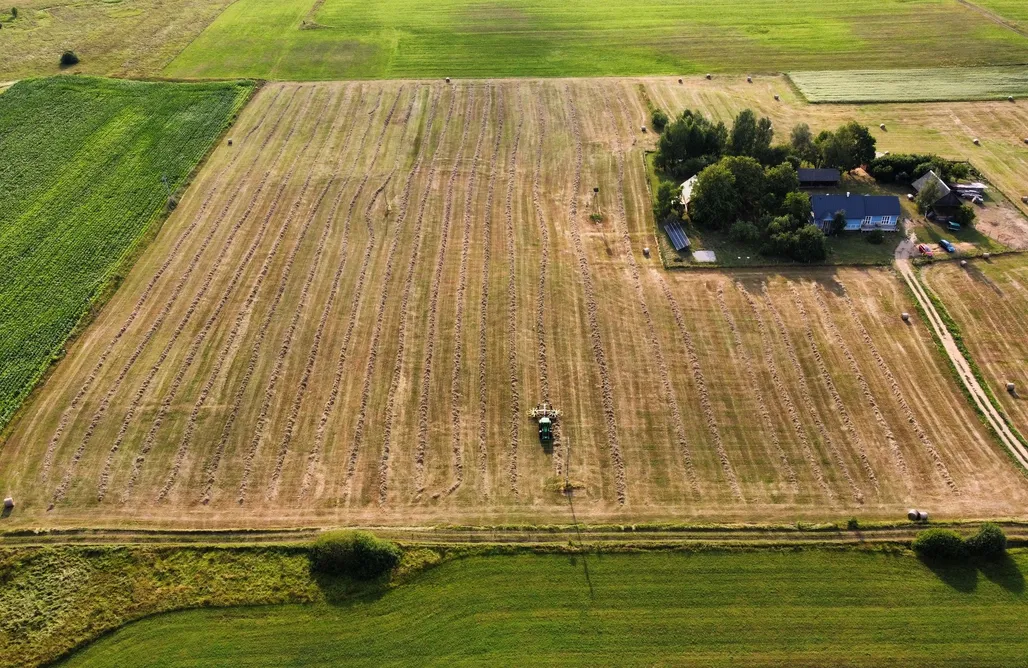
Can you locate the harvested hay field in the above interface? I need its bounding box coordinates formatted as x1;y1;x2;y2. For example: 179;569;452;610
2;79;1027;529
922;255;1028;440
790;67;1028;103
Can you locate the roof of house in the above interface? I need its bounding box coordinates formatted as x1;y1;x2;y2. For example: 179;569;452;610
679;175;697;204
798;168;841;184
811;194;901;221
912;170;962;208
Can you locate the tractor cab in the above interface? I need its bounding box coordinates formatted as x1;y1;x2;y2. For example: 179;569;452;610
538;416;553;444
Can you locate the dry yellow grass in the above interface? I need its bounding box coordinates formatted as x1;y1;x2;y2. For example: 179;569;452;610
2;78;1026;529
923;255;1028;440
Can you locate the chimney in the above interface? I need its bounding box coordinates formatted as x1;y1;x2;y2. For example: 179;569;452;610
846;192;850;197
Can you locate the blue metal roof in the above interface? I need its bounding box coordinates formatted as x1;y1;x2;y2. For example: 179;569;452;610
811;194;900;221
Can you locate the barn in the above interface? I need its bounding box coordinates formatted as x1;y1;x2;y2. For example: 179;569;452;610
912;170;964;221
798;168;841;188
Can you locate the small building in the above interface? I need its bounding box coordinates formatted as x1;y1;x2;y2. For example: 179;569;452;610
679;176;697;208
798;168;841;188
912;170;963;220
811;193;900;233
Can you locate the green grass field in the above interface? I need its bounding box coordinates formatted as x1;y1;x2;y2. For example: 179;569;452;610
975;0;1028;33
164;0;1028;80
0;76;253;434
58;549;1028;667
790;67;1028;103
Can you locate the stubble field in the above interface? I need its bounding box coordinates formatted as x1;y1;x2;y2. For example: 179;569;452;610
2;78;1027;528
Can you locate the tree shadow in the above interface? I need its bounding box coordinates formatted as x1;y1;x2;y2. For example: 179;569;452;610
977;555;1026;593
310;567;390;607
920;558;978;593
0;506;11;520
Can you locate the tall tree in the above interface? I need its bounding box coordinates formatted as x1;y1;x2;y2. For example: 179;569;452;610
654;109;727;180
688;162;739;230
789;123;819;165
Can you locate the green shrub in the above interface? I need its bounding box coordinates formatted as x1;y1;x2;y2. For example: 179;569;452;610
846;518;860;530
650;108;669;133
912;528;965;561
866;229;885;245
728;220;759;243
310;530;401;580
60;50;80;66
965;523;1007;559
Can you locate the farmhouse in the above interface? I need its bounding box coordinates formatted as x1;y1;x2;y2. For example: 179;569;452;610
798;168;841;188
679;175;697;208
912;170;963;220
811;193;900;232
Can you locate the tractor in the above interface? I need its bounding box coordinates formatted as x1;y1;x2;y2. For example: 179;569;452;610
530;402;561;446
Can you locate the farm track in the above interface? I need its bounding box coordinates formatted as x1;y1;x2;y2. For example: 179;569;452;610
37;86;291;485
504;94;525;497
412;91;475;496
476;90;505;484
48;88;317;508
564;88;626;505
810;285;911;489
762;288;864;504
375;89;451;504
445;89;492;495
293;88;406;499
789;285;881;496
607;91;698;498
716;286;798;492
837;286;959;491
658;276;741;502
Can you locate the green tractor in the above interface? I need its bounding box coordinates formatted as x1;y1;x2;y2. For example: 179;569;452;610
538;416;553;444
530;402;561;446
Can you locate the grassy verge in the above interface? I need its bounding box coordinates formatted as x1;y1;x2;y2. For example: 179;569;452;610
35;545;1028;668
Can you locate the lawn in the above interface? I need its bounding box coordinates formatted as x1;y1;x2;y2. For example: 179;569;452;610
790;66;1028;103
164;0;1028;80
0;76;253;434
57;548;1028;667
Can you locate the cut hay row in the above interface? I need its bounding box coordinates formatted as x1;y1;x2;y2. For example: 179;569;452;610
564;88;626;505
739;286;832;500
658;277;741;502
476;89;505;482
376;88;452;504
48;88;320;508
810;285;910;488
411;90;474;496
38;86;292;485
446;88;492;495
762;288;864;504
789;285;880;495
607;92;698;497
838;288;958;492
144;88;341;504
715;285;797;491
504;93;525;497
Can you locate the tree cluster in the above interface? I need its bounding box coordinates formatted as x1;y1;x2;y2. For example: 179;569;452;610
911;523;1008;563
868;153;972;185
310;530;402;580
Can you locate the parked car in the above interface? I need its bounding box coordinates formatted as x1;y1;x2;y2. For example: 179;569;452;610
947;221;962;231
939;239;955;253
917;243;934;258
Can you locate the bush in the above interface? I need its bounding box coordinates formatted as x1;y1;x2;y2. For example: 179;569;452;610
11;6;17;18
912;528;965;561
846;518;860;530
953;204;976;228
310;530;401;580
728;220;759;243
965;523;1007;559
60;50;80;66
650;108;669;133
866;229;885;245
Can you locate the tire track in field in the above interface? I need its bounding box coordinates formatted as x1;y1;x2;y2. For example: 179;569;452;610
445;89;492;495
258;87;417;502
740;285;833;501
48;88;317;508
223;88;403;504
504;92;525;497
294;87;412;500
38;86;291;484
564;88;626;505
410;90;474;496
116;89;335;502
789;285;880;495
811;284;910;488
762;287;864;504
109;89;352;503
606;91;698;497
838;288;957;492
657;277;742;502
475;88;505;483
374;88;453;503
716;285;798;492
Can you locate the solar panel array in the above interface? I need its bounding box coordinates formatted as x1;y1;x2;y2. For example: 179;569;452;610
664;220;690;251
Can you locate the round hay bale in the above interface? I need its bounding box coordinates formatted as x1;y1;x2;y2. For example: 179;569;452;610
1009;96;1015;102
917;510;929;522
705;73;712;80
1022;196;1028;203
1008;382;1017;393
907;193;914;201
773;94;780;101
2;497;12;510
973;138;980;145
445;77;451;83
880;123;886;130
746;76;752;83
643;247;651;257
227;138;233;146
908;509;919;521
641;125;647;133
901;312;910;322
983;252;991;259
678;78;683;84
960;260;968;267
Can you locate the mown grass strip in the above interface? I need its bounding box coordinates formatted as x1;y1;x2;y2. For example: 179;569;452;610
790;66;1028;103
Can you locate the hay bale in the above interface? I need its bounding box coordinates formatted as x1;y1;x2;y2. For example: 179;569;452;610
880;123;886;130
445;77;451;83
705;73;712;80
1022;196;1028;204
678;78;683;84
643;247;650;258
746;76;752;83
641;126;647;133
901;312;910;322
960;260;968;267
227;138;233;146
973;138;980;145
1009;96;1015;102
1008;382;1016;394
773;94;780;101
983;252;991;259
907;509;919;521
907;193;914;201
2;497;12;510
917;510;929;522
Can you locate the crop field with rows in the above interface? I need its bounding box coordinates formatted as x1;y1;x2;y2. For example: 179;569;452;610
2;79;1025;528
0;76;254;435
790;67;1028;103
922;255;1028;441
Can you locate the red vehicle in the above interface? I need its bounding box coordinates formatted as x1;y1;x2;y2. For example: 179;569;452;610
917;243;934;258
